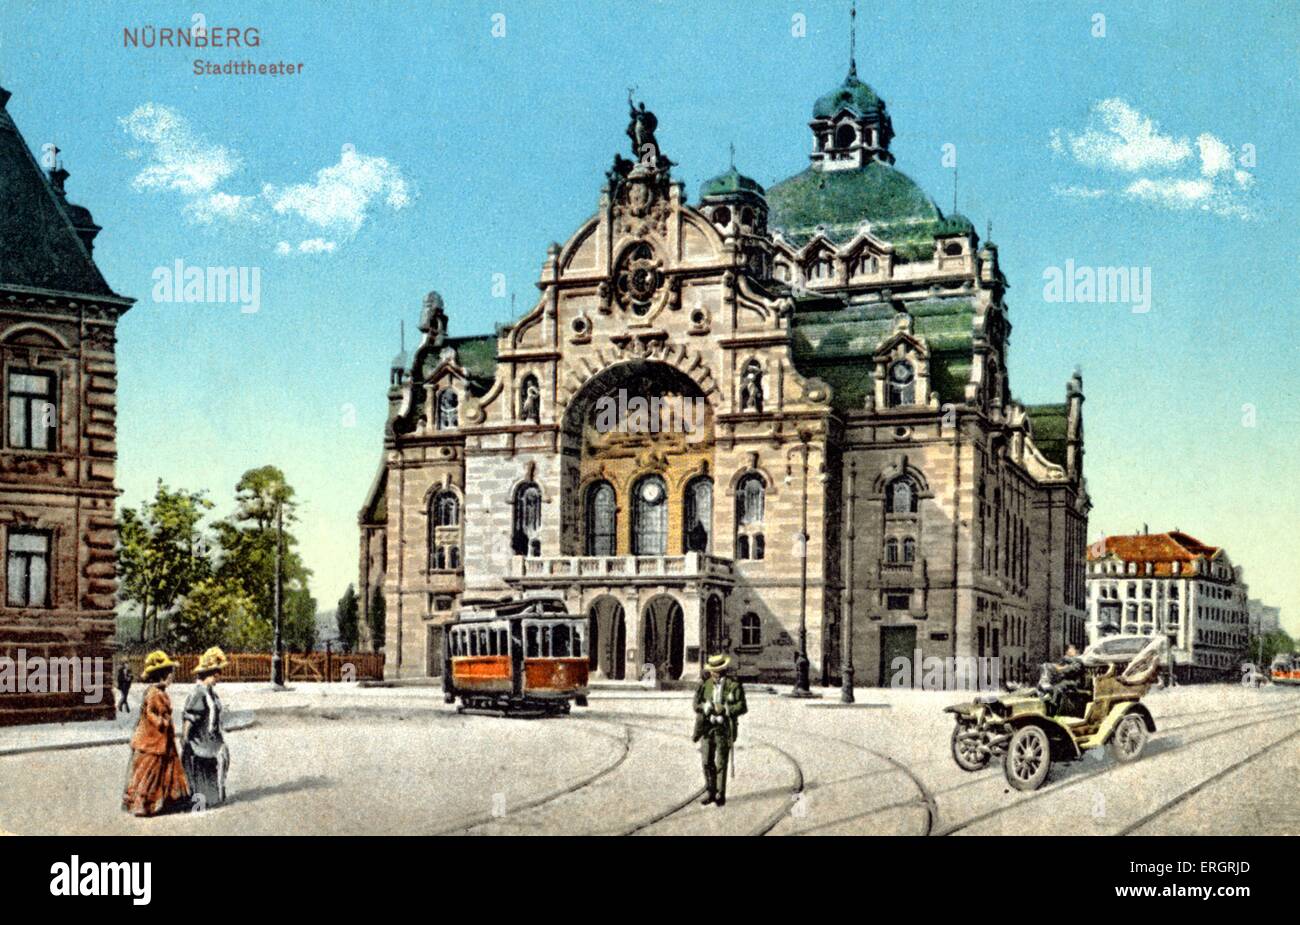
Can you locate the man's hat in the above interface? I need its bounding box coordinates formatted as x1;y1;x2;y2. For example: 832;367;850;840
705;654;731;673
141;650;178;681
195;647;229;677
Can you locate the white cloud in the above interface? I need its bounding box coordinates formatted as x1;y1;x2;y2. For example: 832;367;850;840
121;107;413;252
1051;99;1254;220
1124;176;1252;219
263;147;411;236
120;103;240;196
186;191;259;224
1057;98;1191;173
1195;133;1233;178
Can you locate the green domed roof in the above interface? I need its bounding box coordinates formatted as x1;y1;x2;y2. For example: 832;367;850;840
813;76;884;119
700;166;765;199
767;160;947;256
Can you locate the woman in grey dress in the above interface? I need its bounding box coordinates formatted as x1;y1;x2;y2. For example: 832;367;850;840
182;647;230;808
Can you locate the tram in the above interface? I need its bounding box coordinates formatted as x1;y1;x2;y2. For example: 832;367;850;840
442;596;590;716
1270;653;1300;686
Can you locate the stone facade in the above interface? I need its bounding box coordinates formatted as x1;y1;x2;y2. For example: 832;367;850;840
0;85;133;724
360;67;1088;687
1086;531;1249;682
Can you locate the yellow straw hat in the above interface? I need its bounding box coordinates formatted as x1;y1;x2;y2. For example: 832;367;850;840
705;654;731;672
194;647;229;677
141;650;178;681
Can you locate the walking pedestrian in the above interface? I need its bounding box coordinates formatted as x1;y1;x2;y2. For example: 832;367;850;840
122;651;190;817
182;647;230;809
692;654;747;807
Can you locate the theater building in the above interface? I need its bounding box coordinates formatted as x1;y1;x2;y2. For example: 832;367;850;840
0;84;132;723
360;56;1088;686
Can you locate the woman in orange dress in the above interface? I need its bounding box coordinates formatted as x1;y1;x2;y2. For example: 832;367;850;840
122;650;191;816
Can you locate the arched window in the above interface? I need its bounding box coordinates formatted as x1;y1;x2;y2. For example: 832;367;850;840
886;476;918;514
437;389;459;429
512;482;542;557
902;537;916;563
885;538;899;564
887;360;915;407
683;476;713;554
834;123;856;149
741;612;761;647
585;480;617;556
735;473;766;560
433;492;459;527
632;475;668;556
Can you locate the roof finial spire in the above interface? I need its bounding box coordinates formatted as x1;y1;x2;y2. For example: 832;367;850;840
728;141;735;169
848;0;858;79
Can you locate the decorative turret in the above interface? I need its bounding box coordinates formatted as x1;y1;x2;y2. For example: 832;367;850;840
699;150;767;236
809;4;894;171
45;149;103;254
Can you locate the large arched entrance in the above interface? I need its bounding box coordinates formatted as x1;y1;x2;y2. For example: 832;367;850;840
642;594;684;681
587;595;626;680
559;361;714;559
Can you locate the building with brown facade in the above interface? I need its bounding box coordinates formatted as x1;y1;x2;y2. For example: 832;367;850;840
360;58;1088;687
0;84;132;723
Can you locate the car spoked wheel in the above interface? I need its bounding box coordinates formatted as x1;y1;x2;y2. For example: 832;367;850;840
951;724;990;771
1004;726;1052;791
1107;713;1148;763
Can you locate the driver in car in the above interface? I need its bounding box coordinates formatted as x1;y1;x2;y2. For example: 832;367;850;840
1039;643;1086;716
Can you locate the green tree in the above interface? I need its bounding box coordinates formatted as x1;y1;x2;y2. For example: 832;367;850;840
172;576;255;653
369;586;386;652
283;586;318;653
213;465;315;650
117;481;213;643
1248;629;1295;667
337;584;360;653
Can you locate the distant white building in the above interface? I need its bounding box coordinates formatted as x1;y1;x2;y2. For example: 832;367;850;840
1247;599;1281;637
1086;531;1249;682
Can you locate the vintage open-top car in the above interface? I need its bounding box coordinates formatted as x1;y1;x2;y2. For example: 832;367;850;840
945;636;1164;790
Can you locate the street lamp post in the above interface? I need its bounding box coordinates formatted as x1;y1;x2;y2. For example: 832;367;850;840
841;460;856;703
269;489;285;689
788;434;817;698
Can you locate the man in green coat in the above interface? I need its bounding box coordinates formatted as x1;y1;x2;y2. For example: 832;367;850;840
693;654;747;807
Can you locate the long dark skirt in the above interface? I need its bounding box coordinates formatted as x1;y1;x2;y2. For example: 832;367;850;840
182;743;229;808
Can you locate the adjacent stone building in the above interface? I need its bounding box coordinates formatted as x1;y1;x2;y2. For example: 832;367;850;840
1086;531;1249;682
0;84;132;723
360;58;1088;686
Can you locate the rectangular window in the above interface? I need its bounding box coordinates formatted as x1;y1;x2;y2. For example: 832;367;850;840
7;370;57;451
886;592;909;611
7;530;51;607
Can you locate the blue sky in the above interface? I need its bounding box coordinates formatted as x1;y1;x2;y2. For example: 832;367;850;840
1;1;1296;631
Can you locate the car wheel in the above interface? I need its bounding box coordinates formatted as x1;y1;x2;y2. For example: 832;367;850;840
1107;713;1148;763
1004;725;1052;791
951;724;990;771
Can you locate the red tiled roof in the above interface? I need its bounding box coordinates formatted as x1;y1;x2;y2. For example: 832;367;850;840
1087;531;1220;566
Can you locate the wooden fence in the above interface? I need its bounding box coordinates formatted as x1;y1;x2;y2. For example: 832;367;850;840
124;651;385;684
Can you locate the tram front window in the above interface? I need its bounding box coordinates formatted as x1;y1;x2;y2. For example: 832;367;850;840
552;624;571;657
526;625;540;658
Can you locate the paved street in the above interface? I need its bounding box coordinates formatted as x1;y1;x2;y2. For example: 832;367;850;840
1;681;1297;836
